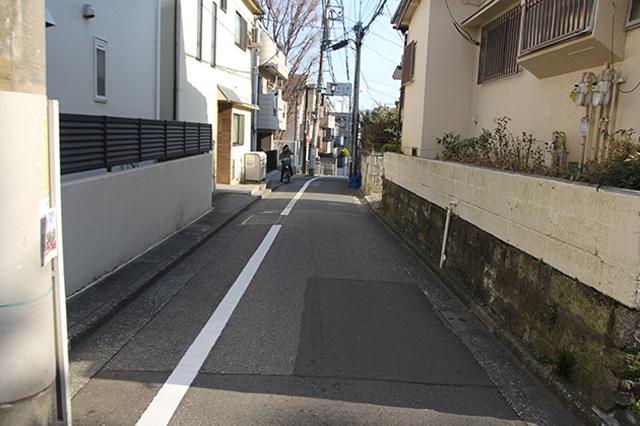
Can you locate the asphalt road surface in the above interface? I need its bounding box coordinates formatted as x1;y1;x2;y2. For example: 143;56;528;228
69;177;583;426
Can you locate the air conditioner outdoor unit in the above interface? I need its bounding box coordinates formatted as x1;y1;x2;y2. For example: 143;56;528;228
248;26;262;48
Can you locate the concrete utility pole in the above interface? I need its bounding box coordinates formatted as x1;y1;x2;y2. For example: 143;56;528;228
0;1;59;424
350;21;364;176
310;1;331;176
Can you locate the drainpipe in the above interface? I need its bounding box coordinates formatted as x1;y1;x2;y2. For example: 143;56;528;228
440;200;458;269
173;0;181;120
154;0;161;119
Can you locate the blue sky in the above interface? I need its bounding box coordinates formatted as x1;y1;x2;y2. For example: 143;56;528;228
324;0;404;111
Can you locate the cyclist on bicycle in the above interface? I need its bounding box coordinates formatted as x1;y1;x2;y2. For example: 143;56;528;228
279;144;294;182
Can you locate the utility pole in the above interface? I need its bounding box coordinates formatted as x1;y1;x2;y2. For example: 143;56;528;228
0;1;60;424
310;1;330;176
350;21;364;176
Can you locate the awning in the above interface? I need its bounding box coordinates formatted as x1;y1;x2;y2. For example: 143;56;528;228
217;85;259;110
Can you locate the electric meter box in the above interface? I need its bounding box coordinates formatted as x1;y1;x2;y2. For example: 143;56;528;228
244;151;267;182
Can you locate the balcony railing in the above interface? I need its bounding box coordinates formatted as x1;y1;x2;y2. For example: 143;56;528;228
521;0;595;55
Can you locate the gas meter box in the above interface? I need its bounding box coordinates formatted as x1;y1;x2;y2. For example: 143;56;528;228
244;152;267;182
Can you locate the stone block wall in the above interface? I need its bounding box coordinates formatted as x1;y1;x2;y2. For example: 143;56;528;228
380;157;640;411
361;152;384;194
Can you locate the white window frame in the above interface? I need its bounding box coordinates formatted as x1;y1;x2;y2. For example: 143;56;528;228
235;12;247;51
94;37;108;103
628;0;640;29
233;113;245;146
211;2;217;66
196;0;203;60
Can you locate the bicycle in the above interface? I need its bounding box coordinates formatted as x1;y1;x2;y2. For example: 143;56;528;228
282;160;292;184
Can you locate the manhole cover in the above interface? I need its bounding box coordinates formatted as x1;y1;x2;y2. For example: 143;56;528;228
242;213;284;226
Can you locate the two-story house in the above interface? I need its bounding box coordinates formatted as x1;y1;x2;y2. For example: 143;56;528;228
392;0;640;163
167;0;264;184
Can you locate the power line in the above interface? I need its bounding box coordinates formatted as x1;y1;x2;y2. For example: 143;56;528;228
363;43;400;65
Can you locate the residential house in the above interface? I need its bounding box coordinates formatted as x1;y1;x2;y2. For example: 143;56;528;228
167;0;264;184
389;0;640;411
255;20;289;151
45;0;213;295
392;0;640;163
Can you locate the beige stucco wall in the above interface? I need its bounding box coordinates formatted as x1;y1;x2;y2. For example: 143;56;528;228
401;0;640;163
468;26;640;163
401;0;478;158
385;152;640;309
62;154;213;295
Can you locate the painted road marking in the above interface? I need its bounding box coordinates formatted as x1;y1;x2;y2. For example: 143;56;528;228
136;178;320;426
281;177;321;216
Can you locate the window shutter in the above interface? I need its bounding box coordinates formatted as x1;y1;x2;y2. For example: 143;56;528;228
401;41;415;86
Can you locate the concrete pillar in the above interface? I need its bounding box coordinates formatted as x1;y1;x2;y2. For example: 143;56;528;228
0;0;58;424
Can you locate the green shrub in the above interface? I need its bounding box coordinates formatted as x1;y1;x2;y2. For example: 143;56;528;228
381;143;399;153
569;129;640;190
436;117;545;174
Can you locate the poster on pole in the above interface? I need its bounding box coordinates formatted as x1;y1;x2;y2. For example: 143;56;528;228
41;207;58;266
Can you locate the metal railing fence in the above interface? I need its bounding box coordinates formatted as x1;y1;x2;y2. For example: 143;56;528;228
521;0;595;55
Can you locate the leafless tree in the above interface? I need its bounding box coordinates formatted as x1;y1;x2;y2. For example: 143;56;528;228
260;0;322;106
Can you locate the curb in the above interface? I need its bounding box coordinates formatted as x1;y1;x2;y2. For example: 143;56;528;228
362;195;611;426
67;195;261;349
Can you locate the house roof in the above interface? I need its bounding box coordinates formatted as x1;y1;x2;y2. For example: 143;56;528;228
461;0;519;28
242;0;265;15
391;0;420;31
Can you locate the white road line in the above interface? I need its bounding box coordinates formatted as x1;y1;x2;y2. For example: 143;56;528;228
136;225;281;426
137;177;320;426
281;177;321;216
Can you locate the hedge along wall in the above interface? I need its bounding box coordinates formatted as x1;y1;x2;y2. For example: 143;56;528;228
381;152;640;410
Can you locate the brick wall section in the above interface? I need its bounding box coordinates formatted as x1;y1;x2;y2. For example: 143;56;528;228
216;103;233;184
380;179;640;411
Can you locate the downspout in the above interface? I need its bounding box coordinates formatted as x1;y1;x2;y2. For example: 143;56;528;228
173;0;181;121
252;44;259;151
440;200;458;269
155;0;161;119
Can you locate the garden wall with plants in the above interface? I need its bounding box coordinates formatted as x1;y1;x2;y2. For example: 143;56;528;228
381;152;640;411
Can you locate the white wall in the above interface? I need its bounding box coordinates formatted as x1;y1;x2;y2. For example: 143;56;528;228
61;154;213;295
178;0;255;181
46;0;159;118
385;152;640;309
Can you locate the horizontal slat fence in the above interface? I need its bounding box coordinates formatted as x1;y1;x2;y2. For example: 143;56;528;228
60;114;213;175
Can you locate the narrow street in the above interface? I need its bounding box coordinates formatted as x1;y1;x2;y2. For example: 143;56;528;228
69;177;582;426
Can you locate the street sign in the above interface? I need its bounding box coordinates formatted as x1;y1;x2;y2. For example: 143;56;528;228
325;83;351;97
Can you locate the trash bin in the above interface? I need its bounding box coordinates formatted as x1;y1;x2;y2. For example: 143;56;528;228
244;151;267;182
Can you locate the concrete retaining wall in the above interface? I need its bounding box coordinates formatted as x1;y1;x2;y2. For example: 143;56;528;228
62;154;213;295
381;152;640;409
384;152;640;309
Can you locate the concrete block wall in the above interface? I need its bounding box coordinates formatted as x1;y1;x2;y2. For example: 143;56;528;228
61;154;213;295
384;152;640;309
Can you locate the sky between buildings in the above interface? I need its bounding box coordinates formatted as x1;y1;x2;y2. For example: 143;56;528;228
324;0;403;112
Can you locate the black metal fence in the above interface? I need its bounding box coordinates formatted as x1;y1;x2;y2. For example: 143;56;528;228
60;114;213;175
264;150;277;172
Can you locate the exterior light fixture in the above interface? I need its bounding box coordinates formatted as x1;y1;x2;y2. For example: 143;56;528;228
83;4;96;19
330;40;349;51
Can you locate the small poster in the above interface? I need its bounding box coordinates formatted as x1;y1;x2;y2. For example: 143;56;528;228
42;207;58;266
